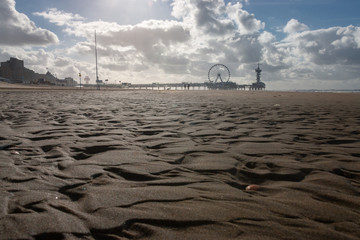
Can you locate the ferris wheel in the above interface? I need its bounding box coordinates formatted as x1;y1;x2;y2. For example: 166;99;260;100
208;64;230;83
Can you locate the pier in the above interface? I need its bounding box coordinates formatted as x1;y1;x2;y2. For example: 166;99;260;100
81;82;264;91
83;63;266;91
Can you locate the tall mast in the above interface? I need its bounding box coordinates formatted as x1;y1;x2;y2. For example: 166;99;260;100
95;30;99;82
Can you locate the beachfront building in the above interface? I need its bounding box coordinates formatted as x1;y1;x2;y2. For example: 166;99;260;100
62;77;76;87
0;57;77;87
0;58;25;83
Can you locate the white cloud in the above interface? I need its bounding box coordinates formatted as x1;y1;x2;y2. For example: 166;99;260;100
0;0;58;46
171;0;264;36
283;18;309;34
33;8;84;26
256;23;360;89
259;31;275;44
99;20;190;64
172;0;234;36
281;25;360;65
226;2;265;35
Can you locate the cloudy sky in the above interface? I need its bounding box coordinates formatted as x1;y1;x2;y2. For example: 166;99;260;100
0;0;359;90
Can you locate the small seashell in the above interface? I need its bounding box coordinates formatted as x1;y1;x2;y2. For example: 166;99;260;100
245;184;260;191
10;150;20;155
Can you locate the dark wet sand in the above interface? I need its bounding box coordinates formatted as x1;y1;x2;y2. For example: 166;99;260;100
0;90;359;240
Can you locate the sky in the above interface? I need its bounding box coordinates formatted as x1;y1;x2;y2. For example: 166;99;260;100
0;0;359;90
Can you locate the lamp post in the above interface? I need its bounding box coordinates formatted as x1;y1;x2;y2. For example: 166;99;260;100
79;73;82;89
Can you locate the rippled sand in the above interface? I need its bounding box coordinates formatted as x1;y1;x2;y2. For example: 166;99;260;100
0;90;359;239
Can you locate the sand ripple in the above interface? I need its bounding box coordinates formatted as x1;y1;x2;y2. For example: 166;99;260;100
0;90;360;239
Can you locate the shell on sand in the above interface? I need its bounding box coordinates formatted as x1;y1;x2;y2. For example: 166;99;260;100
245;184;260;191
10;150;20;155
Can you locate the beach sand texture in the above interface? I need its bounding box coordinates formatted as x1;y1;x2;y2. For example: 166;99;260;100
0;90;359;240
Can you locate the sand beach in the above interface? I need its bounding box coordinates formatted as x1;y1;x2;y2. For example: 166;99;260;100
0;88;359;239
